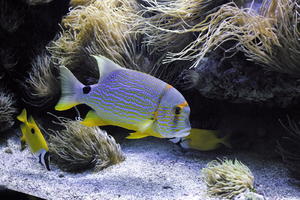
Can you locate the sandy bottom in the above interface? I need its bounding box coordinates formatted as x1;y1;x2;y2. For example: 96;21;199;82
0;131;299;200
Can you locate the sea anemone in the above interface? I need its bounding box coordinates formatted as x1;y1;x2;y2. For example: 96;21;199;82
138;0;227;54
48;0;143;75
157;0;300;76
201;158;254;199
69;0;96;7
48;117;125;172
22;52;60;108
0;90;17;133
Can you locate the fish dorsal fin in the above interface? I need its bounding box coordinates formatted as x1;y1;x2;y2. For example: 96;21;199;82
17;109;27;123
28;116;37;127
92;55;124;83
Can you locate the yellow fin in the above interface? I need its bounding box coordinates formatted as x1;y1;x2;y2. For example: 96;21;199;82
55;101;80;111
220;134;232;148
17;109;27;123
126;132;150;139
80;110;108;127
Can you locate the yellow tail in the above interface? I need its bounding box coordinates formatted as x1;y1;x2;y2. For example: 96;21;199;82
220;134;232;148
17;109;27;123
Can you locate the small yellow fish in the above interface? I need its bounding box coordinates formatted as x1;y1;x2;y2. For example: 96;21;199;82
17;109;50;170
170;128;231;151
55;55;191;139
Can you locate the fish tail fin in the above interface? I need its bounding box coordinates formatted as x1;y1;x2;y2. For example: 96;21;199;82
38;149;50;171
220;134;232;148
55;66;84;111
17;109;27;123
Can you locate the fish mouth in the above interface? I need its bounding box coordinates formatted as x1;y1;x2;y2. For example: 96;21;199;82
174;128;191;137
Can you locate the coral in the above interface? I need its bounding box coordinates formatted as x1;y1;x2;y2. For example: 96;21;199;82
48;117;125;172
277;118;300;184
0;90;17;132
22;52;60;108
202;158;254;199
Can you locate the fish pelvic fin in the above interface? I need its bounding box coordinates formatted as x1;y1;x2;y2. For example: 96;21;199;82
81;110;108;127
92;55;123;83
126;132;150;139
17;109;27;123
55;66;84;111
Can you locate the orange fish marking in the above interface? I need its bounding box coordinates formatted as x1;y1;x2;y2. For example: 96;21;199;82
166;84;173;89
154;111;159;120
178;101;188;109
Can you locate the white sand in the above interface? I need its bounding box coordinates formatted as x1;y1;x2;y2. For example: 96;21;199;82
0;131;299;200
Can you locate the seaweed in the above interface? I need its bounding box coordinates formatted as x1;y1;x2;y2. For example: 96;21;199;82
201;158;254;199
48;117;125;172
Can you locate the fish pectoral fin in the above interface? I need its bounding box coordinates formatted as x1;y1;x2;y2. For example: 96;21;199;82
126;132;150;139
138;119;154;133
80;110;108;127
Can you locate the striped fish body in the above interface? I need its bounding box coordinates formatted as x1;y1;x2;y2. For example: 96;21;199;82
84;69;166;133
55;55;191;138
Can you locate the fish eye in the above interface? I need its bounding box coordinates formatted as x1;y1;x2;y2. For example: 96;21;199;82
83;86;91;94
31;128;35;134
175;106;181;115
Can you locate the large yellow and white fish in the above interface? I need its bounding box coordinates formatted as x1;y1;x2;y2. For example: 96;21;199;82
55;55;191;139
17;109;50;170
170;128;231;151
